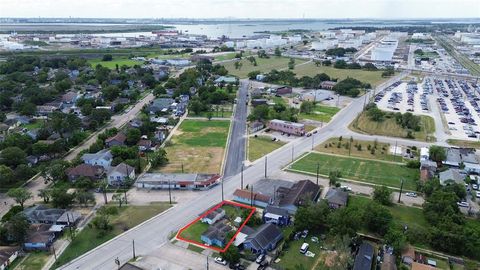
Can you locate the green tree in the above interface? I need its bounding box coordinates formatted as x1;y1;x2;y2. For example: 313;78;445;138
274;47;282;57
102;54;113;61
329;170;342;187
362;203;392;236
373;185;393;206
126;128;141;145
384;226;407;255
7;188;32;209
150;149;169;167
0;146;26;167
294;201;330;231
288;58;295;70
221;245;241;264
4;213;29;243
0;165;14;185
38;189;52;203
429;145;446;164
300;101;315;114
51;188;75;208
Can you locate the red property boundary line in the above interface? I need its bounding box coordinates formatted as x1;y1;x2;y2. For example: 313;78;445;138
176;200;256;253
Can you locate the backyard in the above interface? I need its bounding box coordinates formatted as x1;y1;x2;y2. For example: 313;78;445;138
350;112;436;142
248;135;286;161
13;251;49;270
293;62;389;87
222;56;307;78
298;104;340;123
158;119;231;173
289;152;418;190
52;203;171;268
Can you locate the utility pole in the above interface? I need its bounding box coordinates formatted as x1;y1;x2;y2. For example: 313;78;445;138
398;179;404;203
181;163;184;173
264;156;267;178
394;141;398;162
52;245;57;261
132;239;136;259
168;179;172;205
311;135;314;150
241;164;244;190
206;256;209;270
316;163;319;186
250;184;254;207
291;145;294;162
221;178;224;201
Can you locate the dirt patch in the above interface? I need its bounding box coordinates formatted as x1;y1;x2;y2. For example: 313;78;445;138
160;146;224;174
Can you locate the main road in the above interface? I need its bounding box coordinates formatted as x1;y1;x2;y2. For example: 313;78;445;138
223;80;249;178
59;73;416;270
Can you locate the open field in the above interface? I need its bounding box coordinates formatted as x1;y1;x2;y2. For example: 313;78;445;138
52;204;171;268
222;56;307;78
293;62;388;87
213;53;237;61
159;119;230;173
248;135;286;162
350;112;436;142
14;251;49;270
316;137;404;162
298;104;340;122
289;152;418;190
87;58;143;69
187;104;234;118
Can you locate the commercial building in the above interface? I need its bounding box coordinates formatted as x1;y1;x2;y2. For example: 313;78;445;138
371;38;398;62
268;119;305;136
135;173;220;190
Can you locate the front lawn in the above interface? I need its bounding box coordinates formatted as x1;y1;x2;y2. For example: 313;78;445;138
14;251;49;270
179;221;210;244
289;152;418;190
53;203;171;268
298;105;340;122
248;136;286;161
158;119;231;173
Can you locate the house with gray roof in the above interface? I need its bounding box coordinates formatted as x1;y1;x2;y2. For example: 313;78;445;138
148;98;175;114
107;163;135;186
201;208;225;225
262;205;290;226
81;149;113;169
23;205;80;225
200;220;232;247
272;180;320;214
443;148;479;168
243;223;283;254
439;169;464;186
325;188;348;209
353;242;374;270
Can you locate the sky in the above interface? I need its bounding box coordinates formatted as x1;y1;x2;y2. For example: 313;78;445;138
0;0;479;19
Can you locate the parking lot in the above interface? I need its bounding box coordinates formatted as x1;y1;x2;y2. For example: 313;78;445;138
374;76;480;141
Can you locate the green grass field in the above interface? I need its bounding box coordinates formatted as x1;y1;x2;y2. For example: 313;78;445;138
223;56;307;78
213;52;237;61
159;119;231;173
290;152;418;190
179;221;209;244
52;204;171;268
293;62;388;87
14;251;49;270
21;119;45;130
273;237;323;270
298;105;340;122
317;137;403;162
248;136;286;161
350;112;436;142
87;58;143;69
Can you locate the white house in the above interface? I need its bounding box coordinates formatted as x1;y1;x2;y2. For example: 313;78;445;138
81;149;112;169
0;246;20;270
107;163;135;186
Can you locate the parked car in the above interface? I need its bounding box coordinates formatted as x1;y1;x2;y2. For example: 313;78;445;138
257;261;269;270
301;229;309;238
341;185;352;191
405;192;417;197
214;257;227;265
472;184;478;190
255;254;265;264
457;201;469;208
477;191;480;199
233;263;246;270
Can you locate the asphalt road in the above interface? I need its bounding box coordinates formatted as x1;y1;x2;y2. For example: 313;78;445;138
59;73;412;270
222;80;249;178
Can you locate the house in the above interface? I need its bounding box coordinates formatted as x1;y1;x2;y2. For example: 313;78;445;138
66;164;105;181
243;223;283;254
56;211;82;226
251;99;268;107
128;119;143;129
420;160;437;182
154;129;167;143
272;86;292;95
137;139;152;152
402;245;415;265
26;155;39;167
439;169;464;186
135;173;220;190
23;205;80;225
148;98;175;114
325;188;348;209
24;224;55;251
268;119;305;136
249;121;265;133
381;253;397;270
443;147;479;168
81;149;113;169
262;205;290;226
272;180;320;214
353;243;374;270
320;81;337;90
233;226;255;247
61;91;78;104
233;189;272;208
107;163;135;186
200;220;231;247
105;133;127;148
201;208;226;225
36;105;58;116
0;246;20;270
411;262;436;270
214;76;237;84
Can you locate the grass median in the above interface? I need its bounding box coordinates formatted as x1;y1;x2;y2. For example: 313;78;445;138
52;203;171;268
289;152;418;190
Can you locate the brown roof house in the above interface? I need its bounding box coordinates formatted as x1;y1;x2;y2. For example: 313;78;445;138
66;164;105;181
272;180;320;214
105;133;127;148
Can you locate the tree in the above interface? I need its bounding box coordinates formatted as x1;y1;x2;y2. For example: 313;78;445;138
328;235;354;270
153;85;166;97
221;245;241;264
274;47;282;57
429;145;446;164
384;226;407;255
0;165;14;186
7;188;32;209
41;160;69;183
188;98;205;115
248;104;270;121
38;189;52;203
102;85;120;101
150;149;168;167
373;185;393;206
76;191;95;207
112;193;126;208
329;170;342;187
294;201;330;231
102;54;113;61
126;128;141;145
4;214;29;243
247;70;261;80
328;207;362;237
51;188;75;209
288;58;295;70
300;101;315;114
362;203;392;236
0;146;26;167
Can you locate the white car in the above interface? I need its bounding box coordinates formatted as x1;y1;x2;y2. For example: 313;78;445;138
476;191;480;199
457;201;469;208
472;184;479;190
214;257;227;265
405;192;417;197
341;186;352;192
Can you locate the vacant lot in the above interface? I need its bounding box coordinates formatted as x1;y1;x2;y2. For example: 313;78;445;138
317;137;403;162
289;152;418;190
88;57;143;69
53;204;171;268
14;251;49;270
248;136;286;161
223;56;307;78
298;105;340;123
187;104;234;119
294;62;388;87
159;119;230;173
350;112;436;142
